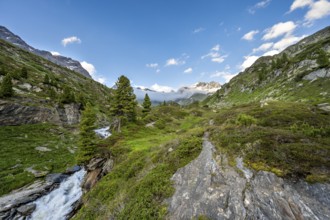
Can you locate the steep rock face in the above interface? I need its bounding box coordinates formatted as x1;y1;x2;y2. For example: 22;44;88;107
0;100;81;126
0;26;91;78
167;133;330;219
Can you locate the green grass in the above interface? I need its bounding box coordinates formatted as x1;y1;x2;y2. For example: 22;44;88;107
73;106;205;219
209;101;330;181
0;123;77;196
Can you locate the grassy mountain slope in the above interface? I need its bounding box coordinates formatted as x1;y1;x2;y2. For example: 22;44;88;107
74;105;208;219
203;27;330;183
205;26;330;107
0;39;113;196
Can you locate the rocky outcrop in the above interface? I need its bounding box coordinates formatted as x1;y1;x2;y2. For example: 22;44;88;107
0;173;69;219
0;99;81;126
303;68;330;81
167;133;330;219
82;158;114;192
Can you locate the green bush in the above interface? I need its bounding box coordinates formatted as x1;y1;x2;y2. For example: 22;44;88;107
235;114;257;126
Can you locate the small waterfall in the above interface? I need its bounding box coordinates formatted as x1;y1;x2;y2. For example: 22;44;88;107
94;126;111;139
28;169;86;220
27;126;110;220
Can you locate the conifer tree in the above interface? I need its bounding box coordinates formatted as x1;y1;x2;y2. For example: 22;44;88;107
317;49;329;68
77;103;97;164
44;74;50;85
110;75;137;132
0;74;14;97
60;86;75;104
142;93;151;116
20;67;28;79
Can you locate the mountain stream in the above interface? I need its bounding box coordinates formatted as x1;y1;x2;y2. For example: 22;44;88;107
27;126;111;220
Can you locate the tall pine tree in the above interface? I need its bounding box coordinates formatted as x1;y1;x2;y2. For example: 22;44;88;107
110;75;137;132
142;93;151;116
77;103;97;164
0;74;14;98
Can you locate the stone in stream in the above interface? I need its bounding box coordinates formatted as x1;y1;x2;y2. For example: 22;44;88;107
17;203;36;216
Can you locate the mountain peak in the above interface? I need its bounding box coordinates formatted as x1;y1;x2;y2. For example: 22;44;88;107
0;26;91;79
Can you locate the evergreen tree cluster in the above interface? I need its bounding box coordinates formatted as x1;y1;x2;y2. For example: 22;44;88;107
76;103;97;164
110;75;137;132
0;74;14;98
142;93;151;116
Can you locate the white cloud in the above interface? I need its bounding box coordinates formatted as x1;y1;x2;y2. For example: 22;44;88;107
289;0;330;23
156;69;160;73
150;83;175;93
262;21;296;40
183;67;193;74
165;54;188;67
211;44;220;51
61;36;81;47
290;0;313;11
201;44;227;63
97;77;106;84
80;61;96;76
210;71;237;83
242;30;259;41
263;50;280;56
193;27;205;34
248;0;271;14
165;58;183;66
240;56;259;71
252;42;274;53
146;63;158;68
273;35;306;51
80;61;107;85
305;0;330;21
50;51;61;56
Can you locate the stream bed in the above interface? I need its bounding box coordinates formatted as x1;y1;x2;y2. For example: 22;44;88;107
28;169;86;220
27;126;110;220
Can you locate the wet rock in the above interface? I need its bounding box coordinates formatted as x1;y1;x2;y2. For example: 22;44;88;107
83;169;102;192
86;158;106;171
82;158;114;192
46;173;69;184
0;180;51;213
17;203;36;216
65;165;81;175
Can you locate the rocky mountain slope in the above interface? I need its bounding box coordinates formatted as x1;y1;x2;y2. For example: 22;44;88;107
0;26;91;78
0;36;113;196
0;38;112;126
135;81;221;105
205;26;330;107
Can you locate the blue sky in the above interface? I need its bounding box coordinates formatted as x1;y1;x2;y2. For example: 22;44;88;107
1;0;330;91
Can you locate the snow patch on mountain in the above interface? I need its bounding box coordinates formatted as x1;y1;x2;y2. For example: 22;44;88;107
135;81;221;103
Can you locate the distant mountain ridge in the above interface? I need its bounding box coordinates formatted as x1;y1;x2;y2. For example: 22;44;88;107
0;26;91;78
135;81;221;105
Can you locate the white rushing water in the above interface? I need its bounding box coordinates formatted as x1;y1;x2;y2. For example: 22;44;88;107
29;169;86;220
94;126;111;139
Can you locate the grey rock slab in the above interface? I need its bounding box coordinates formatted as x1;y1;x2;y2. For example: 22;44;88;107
0;180;51;212
167;133;330;220
16;203;36;216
